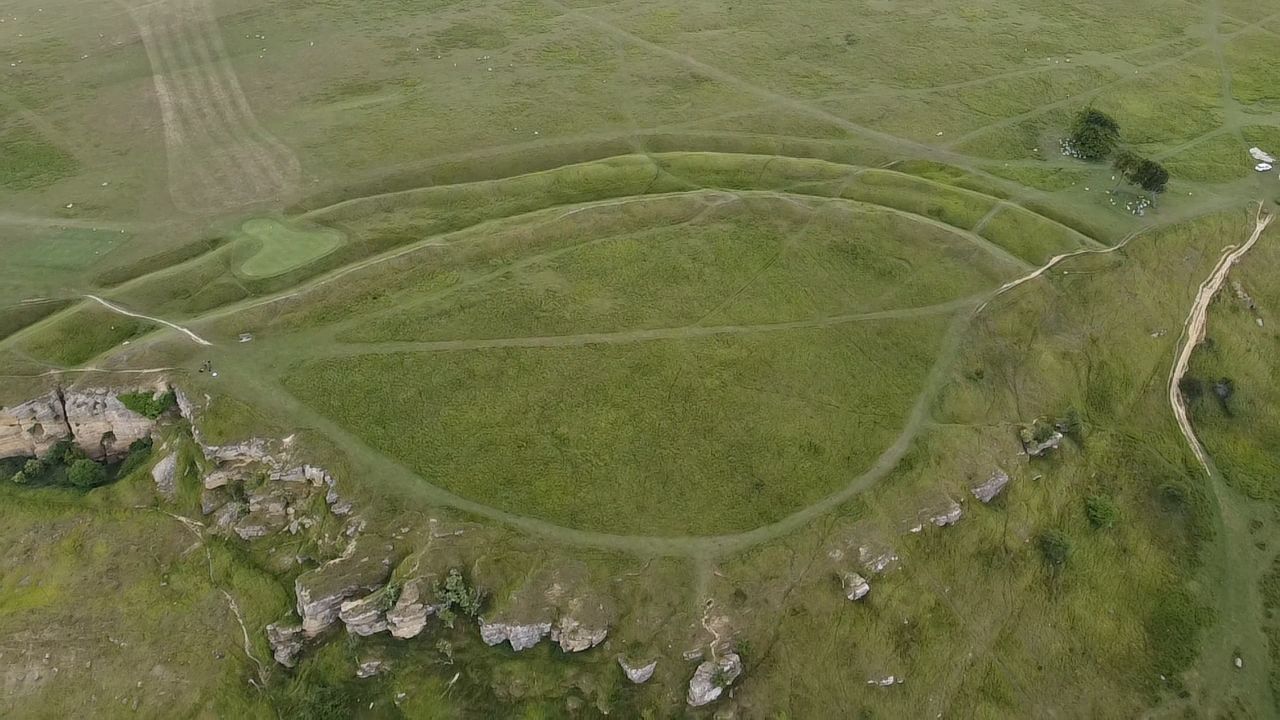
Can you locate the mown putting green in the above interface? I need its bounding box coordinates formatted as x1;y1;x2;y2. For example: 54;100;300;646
238;218;343;279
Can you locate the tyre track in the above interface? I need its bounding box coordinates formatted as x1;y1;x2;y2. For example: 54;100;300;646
125;0;299;213
306;295;982;358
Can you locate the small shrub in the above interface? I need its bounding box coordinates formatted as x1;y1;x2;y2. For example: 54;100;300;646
432;568;484;629
1086;494;1119;529
67;459;107;489
1057;408;1083;440
22;458;46;478
10;470;27;485
1037;530;1072;567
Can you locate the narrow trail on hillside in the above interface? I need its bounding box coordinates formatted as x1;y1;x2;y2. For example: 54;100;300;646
1156;204;1277;717
1169;206;1272;474
84;294;213;347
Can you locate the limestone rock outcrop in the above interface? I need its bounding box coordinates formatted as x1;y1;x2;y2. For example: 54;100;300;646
295;541;394;637
551;616;608;653
356;657;388;679
971;469;1010;503
339;589;391;636
0;390;70;459
842;571;871;601
387;579;433;639
618;656;657;684
266;623;305;667
479;620;552;651
62;388;157;459
858;544;899;574
929;501;962;528
687;653;743;707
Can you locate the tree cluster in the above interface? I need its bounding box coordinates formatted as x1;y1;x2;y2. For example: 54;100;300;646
1065;108;1170;196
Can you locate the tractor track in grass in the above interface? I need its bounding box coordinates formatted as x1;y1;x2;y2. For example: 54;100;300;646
123;0;299;213
305;295;983;358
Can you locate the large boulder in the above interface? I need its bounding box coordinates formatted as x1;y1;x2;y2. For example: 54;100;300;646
62;388;156;460
687;653;743;707
0;390;71;459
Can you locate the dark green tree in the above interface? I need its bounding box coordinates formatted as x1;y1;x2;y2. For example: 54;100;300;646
1067;108;1121;160
1114;150;1170;195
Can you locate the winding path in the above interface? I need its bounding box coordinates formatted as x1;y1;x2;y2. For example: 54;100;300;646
84;294;213;347
1168;206;1273;474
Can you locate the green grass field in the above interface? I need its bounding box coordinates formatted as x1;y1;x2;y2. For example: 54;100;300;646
2;0;1280;715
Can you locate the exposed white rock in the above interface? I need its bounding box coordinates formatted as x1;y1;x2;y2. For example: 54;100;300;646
233;514;273;540
0;390;70;459
271;466;307;483
930;501;962;527
479;620;552;651
203;469;234;489
971;470;1010;503
867;675;899;687
387;579;433;639
339;592;389;636
1024;431;1064;457
618;656;657;684
62;388;156;459
858;544;899;574
214;501;246;529
265;623;304;667
356;658;387;679
687;653;742;707
842;571;870;601
551;616;608;652
151;452;177;499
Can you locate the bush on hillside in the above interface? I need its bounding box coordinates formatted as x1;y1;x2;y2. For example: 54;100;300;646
67;459;108;489
118;390;177;420
1037;530;1072;567
1086;494;1120;529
